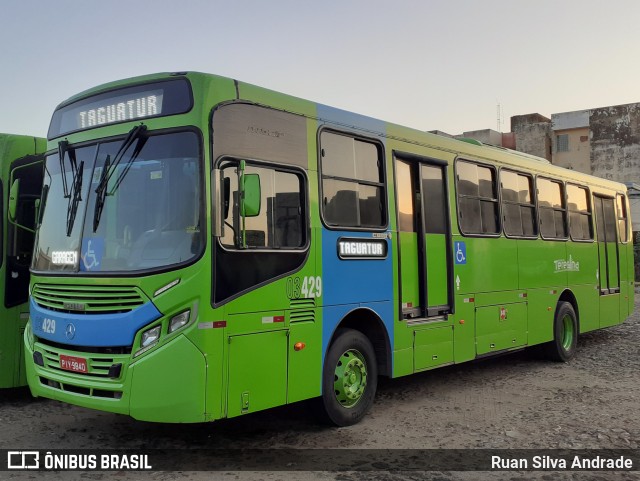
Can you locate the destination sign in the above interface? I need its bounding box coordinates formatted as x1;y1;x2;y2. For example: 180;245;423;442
48;78;192;139
77;93;162;129
337;238;388;260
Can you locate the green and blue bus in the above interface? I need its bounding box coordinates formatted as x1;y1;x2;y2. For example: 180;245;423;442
0;133;44;388
24;72;633;425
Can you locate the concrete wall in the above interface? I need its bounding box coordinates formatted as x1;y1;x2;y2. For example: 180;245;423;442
512;121;552;161
589;104;640;184
552;110;589;130
511;113;550;132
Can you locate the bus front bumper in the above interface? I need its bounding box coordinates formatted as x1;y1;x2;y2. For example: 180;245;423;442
24;325;208;423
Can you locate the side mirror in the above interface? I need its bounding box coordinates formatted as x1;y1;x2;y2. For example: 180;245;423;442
8;178;19;222
241;173;261;217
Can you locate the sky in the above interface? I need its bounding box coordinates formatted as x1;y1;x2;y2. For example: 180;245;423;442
2;0;640;138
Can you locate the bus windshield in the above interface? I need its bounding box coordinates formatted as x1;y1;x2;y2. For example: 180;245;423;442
32;130;203;273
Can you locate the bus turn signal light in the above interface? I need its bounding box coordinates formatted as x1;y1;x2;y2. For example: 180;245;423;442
294;342;306;351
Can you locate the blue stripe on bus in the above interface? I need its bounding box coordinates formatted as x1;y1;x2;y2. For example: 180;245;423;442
321;229;394;366
316;103;393;376
30;298;162;347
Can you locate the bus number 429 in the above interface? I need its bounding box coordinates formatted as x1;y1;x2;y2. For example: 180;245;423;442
42;318;56;334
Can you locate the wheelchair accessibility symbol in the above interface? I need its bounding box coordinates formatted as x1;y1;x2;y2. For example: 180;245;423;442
80;237;104;271
454;241;466;265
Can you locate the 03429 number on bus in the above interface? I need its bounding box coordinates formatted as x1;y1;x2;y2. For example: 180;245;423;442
286;276;322;299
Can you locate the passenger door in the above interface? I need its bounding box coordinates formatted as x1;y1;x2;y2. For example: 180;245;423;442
594;195;620;327
396;155;452;319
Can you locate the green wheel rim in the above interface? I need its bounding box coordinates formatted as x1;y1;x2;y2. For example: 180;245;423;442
562;314;574;351
333;349;368;408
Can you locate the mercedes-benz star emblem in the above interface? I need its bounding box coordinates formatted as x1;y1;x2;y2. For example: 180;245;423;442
65;323;76;340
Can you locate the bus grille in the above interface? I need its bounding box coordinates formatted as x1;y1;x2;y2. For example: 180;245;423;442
32;284;146;314
38;376;123;399
38;343;128;380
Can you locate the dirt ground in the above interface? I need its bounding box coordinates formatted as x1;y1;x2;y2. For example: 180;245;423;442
2;299;639;481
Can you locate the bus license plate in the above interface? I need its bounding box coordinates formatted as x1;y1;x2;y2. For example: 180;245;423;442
59;354;88;373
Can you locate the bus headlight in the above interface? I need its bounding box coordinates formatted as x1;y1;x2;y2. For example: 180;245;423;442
141;325;161;348
169;310;190;333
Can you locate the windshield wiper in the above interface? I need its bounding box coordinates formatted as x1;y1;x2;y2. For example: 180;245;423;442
66;157;84;236
92;124;147;232
93;154;110;232
57;140;71;198
60;142;85;236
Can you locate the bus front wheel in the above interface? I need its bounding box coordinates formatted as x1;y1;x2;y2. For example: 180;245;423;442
544;301;578;362
321;328;377;426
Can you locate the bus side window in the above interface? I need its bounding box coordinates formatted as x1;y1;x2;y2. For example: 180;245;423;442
220;161;305;250
617;194;629;243
567;184;593;241
456;160;499;236
537;177;568;240
501;169;536;238
215;160;307;303
320;131;386;229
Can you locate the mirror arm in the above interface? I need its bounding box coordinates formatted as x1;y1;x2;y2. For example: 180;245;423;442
212;169;223;237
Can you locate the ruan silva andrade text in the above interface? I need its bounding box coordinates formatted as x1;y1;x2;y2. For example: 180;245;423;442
491;455;633;470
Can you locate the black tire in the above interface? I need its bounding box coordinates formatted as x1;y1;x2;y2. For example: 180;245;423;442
543;301;578;362
321;328;377;426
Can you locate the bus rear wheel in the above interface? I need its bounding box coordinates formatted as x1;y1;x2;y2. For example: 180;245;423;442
544;301;578;362
321;329;377;426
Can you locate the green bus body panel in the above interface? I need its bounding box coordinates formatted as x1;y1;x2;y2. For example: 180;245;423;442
476;302;527;355
453;296;476;363
130;335;206;422
425;234;448;307
0;134;45;388
517;240;569;289
620;242;633;318
393;346;412;377
0;309;27;388
571;284;599;333
453;236;518;294
414;326;453;371
227;330;288;418
567;242;599;287
201;327;225;421
288;320;322;403
525;288;556;344
600;294;621;329
399;233;420;309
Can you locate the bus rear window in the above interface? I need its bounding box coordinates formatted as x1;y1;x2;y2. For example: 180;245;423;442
48;78;193;139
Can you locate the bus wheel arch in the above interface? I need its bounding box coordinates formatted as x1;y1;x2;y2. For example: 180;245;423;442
328;308;392;377
558;289;580;334
320;309;391;426
544;293;579;362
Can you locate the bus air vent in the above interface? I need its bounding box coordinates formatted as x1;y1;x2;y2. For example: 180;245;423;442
289;298;316;323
